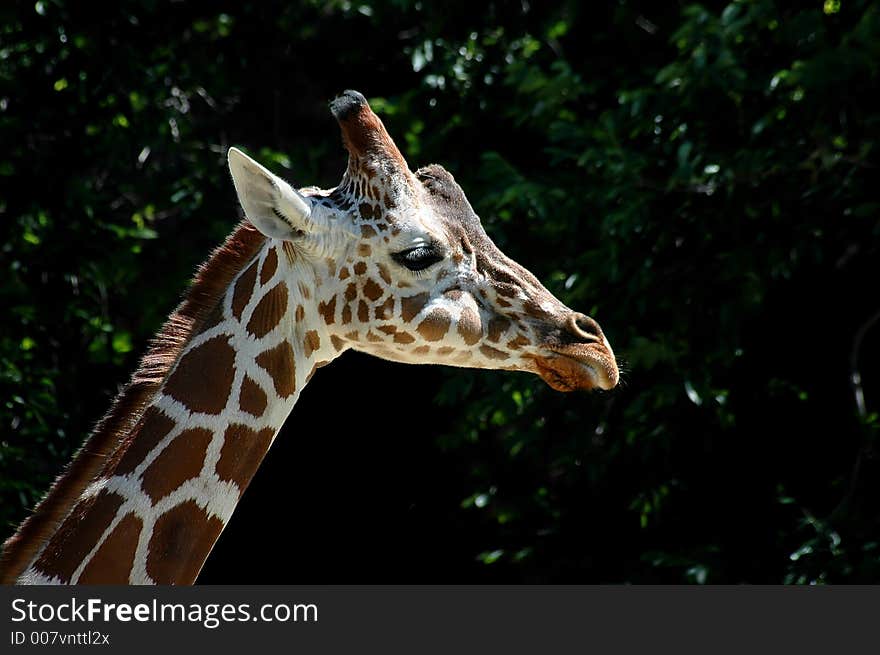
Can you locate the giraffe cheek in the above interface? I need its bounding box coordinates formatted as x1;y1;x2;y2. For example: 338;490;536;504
457;306;482;346
416;308;452;342
453;293;483;346
374;297;395;321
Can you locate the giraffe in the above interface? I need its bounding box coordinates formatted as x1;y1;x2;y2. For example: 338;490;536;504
0;90;618;585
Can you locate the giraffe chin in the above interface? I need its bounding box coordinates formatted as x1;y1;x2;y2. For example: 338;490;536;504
531;347;619;393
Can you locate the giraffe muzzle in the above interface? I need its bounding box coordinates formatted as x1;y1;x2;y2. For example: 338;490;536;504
539;343;619;392
529;313;619;392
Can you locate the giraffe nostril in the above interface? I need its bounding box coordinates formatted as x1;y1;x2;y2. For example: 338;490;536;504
568;313;602;343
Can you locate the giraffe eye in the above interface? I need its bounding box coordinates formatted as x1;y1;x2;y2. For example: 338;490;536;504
392;245;444;272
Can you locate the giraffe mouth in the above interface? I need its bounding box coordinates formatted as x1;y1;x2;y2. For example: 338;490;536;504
531;344;619;392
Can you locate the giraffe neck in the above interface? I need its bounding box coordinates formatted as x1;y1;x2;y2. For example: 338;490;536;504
18;237;340;584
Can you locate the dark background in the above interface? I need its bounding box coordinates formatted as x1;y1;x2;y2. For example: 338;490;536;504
1;0;878;583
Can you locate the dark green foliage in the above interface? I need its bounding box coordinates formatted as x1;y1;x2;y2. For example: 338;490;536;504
1;0;878;582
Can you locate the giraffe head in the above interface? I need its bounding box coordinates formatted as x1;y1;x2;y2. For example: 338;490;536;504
228;90;618;392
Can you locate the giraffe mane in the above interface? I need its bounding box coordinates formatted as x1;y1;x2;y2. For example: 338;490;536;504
0;220;266;584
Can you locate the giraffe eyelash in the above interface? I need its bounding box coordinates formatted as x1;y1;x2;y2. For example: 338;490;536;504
391;244;445;273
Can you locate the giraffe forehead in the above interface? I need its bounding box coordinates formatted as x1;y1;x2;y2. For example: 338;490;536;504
325;166;445;231
356;201;444;247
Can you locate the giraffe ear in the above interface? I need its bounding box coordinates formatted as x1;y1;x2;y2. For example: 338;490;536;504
227;147;313;240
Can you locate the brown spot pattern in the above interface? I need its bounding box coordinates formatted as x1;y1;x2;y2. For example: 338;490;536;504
488;317;511;343
357;244;372;257
78;513;142;584
282;240;297;263
260;248;278;285
215;424;275;491
35;490;124;583
246;283;288;338
147;501;223;584
339;267;350;280
342;304;352;324
239;375;267;418
480;345;510;360
195;303;225;336
507;335;530;350
353;261;367;275
141;427;213;503
232;261;259;320
255;341;297;398
522;299;546;319
165;336;236;415
374;297;395;320
457;307;482;345
357;300;369;322
401;293;429;322
344;283;357;302
360;224;377;238
377;263;392;285
304;330;321;358
331;335;346;351
417;309;451;342
363;278;383;302
317;296;336;325
115;407;175;475
394;331;415;344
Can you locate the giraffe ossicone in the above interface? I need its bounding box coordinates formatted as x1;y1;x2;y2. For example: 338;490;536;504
1;89;618;585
